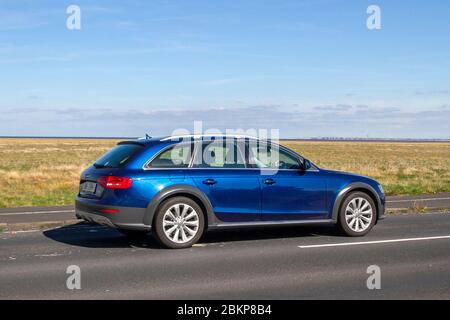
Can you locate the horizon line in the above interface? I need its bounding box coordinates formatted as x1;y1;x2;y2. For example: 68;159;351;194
0;136;449;142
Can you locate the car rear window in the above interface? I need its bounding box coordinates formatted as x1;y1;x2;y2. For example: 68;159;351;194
94;143;143;168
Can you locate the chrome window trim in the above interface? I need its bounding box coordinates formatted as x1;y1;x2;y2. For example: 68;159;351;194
143;141;195;170
247;140;307;170
142;138;320;172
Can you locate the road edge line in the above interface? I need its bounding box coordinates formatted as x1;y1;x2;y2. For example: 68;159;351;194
298;235;450;249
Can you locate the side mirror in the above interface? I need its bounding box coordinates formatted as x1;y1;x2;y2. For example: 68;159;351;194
302;159;311;170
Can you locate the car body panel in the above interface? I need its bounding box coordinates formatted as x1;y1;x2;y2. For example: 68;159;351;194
259;169;328;221
189;169;261;222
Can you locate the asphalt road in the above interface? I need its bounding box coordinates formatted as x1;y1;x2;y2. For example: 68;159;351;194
1;213;449;299
2;193;450;225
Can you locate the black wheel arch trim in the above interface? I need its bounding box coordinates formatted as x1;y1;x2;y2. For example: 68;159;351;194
143;184;218;228
331;182;384;223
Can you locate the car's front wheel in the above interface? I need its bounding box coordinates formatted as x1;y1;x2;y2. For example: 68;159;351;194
338;191;376;236
153;197;205;249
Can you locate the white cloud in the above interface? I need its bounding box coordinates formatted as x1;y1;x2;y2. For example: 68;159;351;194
1;105;449;139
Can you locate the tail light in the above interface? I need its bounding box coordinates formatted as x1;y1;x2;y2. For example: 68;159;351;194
98;176;133;189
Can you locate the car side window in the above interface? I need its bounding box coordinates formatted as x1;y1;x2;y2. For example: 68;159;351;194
192;140;246;168
148;143;193;168
248;143;302;170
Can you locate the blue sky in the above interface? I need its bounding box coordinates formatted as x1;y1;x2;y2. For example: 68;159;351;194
0;0;449;138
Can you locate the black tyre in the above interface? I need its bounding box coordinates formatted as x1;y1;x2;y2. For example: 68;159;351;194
337;191;376;237
152;196;205;249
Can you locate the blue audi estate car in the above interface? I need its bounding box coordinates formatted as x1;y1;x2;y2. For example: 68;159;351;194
76;135;385;248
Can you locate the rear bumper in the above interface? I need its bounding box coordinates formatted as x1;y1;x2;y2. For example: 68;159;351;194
75;197;150;231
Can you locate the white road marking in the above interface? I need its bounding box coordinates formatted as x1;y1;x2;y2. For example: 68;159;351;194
192;243;207;247
0;210;74;216
386;197;450;203
0;225;108;235
298;235;450;249
34;253;66;257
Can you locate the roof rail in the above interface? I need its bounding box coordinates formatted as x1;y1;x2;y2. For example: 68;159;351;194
136;133;153;140
160;134;258;141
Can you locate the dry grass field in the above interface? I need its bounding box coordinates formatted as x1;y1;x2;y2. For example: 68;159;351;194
0;138;449;208
284;140;450;196
0;138;118;208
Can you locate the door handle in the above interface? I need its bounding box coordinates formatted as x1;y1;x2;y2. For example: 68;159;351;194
203;179;217;185
264;178;276;185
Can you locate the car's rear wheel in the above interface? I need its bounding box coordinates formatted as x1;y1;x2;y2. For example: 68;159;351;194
338;191;376;236
153;197;205;249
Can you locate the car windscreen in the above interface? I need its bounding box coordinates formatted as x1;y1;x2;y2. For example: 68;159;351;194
93;143;143;168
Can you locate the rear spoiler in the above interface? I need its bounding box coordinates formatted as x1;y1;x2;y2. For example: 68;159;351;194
117;140;147;146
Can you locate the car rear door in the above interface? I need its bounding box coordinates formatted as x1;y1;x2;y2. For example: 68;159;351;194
189;139;261;222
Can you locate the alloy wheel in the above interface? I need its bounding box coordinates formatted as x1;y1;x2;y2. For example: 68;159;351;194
344;197;373;232
162;203;200;243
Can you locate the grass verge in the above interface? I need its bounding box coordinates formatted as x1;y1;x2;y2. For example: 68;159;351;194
1;138;449;208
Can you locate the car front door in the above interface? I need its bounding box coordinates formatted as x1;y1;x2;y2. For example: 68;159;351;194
189;139;261;222
249;142;328;221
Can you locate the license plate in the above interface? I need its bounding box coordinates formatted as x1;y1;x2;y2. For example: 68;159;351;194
80;181;97;194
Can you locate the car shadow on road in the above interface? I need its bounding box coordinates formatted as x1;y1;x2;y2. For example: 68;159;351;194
43;222;161;249
202;224;341;244
43;221;343;250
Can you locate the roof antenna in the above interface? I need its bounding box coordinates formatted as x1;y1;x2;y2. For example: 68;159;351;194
145;133;152;140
